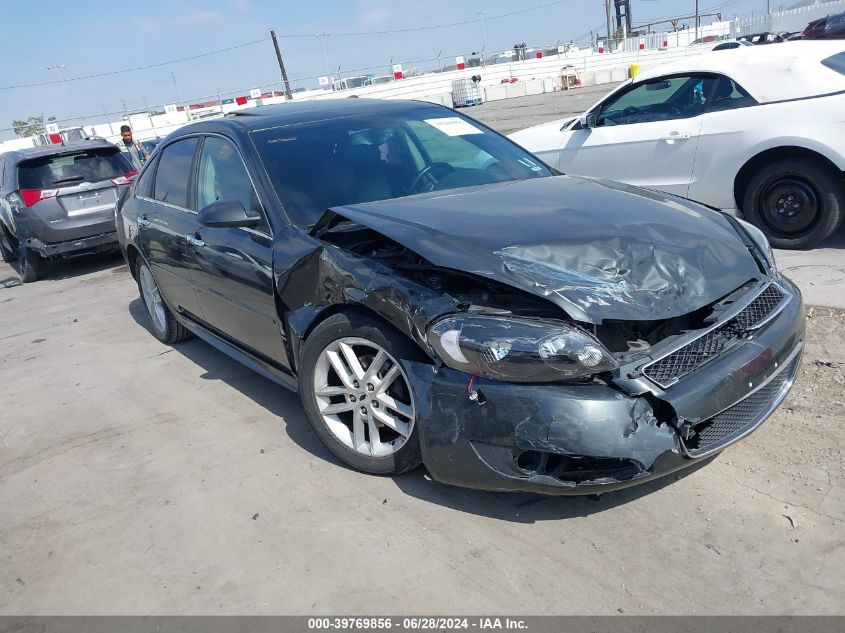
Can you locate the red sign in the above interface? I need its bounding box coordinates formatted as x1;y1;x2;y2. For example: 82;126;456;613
235;96;248;105
456;56;465;70
535;52;543;59
392;64;403;80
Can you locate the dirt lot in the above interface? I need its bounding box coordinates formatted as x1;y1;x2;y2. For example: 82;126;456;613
0;251;843;615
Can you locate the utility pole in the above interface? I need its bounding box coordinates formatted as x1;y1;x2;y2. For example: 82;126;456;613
101;100;114;136
316;33;330;78
477;10;487;62
46;64;71;123
171;71;190;121
270;30;293;100
604;0;614;48
695;0;700;39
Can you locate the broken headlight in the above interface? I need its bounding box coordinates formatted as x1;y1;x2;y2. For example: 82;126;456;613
427;315;617;383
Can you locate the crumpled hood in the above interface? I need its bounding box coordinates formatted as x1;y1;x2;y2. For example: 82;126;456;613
321;176;764;324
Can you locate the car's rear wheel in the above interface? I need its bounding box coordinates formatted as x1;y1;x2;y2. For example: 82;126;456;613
742;158;844;250
0;225;18;263
299;312;423;475
19;244;42;283
135;258;192;344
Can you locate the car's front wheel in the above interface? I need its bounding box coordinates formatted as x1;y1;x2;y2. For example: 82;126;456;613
135;258;192;344
299;312;423;475
742;158;844;249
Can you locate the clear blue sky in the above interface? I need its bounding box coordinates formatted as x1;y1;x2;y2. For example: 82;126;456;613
1;0;771;137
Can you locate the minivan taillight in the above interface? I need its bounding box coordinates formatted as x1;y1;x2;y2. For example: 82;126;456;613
19;189;59;207
112;170;138;186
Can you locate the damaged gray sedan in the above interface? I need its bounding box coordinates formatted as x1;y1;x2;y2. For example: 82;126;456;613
116;99;804;495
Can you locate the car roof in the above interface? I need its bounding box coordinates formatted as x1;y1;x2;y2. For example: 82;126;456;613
221;98;445;130
634;40;845;103
0;139;118;163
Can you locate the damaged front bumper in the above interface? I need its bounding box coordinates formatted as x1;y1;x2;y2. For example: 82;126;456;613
406;278;805;496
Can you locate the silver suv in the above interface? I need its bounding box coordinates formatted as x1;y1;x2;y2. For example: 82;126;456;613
0;140;135;282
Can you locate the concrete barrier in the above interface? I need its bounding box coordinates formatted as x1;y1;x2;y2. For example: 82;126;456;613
483;85;508;102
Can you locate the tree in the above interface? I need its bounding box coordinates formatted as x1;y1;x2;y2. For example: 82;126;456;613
11;114;56;138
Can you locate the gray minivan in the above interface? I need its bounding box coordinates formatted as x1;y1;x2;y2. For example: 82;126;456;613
0;140;135;282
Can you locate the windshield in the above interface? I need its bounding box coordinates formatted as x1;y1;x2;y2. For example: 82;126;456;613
18;147;132;188
251;106;552;227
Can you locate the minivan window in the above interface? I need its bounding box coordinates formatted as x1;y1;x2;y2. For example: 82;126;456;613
153;138;199;209
251;106;551;227
17;148;133;189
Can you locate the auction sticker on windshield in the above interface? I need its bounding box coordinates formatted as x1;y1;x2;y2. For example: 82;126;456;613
424;117;484;136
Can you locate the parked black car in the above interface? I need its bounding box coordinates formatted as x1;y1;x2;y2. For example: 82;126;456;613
116;99;804;495
802;12;845;39
736;31;790;44
0;140;136;281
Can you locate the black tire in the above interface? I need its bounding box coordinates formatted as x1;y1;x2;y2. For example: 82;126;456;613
0;225;18;263
19;244;42;283
298;311;424;476
742;157;844;250
134;257;192;344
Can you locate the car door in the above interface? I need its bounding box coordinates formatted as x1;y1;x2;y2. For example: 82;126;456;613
559;74;710;196
686;74;760;210
188;135;287;367
135;137;205;320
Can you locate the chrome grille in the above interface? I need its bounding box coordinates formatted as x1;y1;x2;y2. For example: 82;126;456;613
643;284;787;387
683;350;800;457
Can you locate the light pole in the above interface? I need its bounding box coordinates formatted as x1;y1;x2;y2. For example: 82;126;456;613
46;64;71;122
316;33;331;78
476;10;487;61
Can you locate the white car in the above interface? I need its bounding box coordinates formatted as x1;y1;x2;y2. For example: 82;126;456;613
510;41;845;249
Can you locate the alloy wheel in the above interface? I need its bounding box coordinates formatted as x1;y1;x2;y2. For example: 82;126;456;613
313;337;416;457
139;263;167;335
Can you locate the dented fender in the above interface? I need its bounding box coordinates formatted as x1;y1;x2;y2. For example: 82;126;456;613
270;226;458;369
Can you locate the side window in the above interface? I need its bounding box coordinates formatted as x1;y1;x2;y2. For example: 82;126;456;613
135;155;158;198
153;138;199;209
596;74;753;126
196;137;268;232
703;75;757;112
597;76;706;126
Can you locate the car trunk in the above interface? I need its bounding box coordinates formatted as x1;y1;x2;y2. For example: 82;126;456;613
17;147;134;243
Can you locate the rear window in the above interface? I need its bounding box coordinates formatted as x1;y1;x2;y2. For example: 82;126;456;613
18;148;132;189
821;52;845;76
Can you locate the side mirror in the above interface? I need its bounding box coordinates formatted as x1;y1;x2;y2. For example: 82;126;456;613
198;200;261;229
578;114;589;128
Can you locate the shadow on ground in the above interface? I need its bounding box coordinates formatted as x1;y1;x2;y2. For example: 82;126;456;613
0;250;125;288
129;297;711;523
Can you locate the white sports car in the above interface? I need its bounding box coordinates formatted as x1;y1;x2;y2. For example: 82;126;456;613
509;41;845;249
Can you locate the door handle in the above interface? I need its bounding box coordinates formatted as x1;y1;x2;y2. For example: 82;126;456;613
660;133;691;143
186;233;205;248
137;216;150;227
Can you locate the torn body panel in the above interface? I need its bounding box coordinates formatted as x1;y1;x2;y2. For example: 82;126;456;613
271;225;459;369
